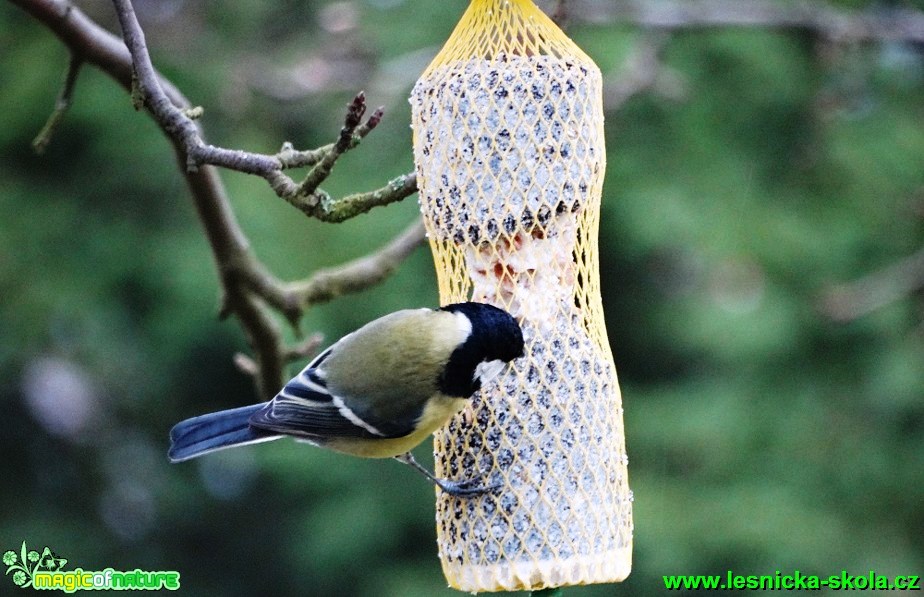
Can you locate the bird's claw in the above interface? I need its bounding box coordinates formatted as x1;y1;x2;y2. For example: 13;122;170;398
393;452;502;497
435;476;502;497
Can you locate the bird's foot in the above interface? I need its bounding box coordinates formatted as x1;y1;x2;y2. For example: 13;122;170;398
433;475;502;497
394;452;501;497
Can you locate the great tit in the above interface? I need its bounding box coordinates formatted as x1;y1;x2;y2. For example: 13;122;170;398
168;302;524;496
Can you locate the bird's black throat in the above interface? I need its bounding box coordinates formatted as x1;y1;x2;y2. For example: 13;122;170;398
437;302;524;398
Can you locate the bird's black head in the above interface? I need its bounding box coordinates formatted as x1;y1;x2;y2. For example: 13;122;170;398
438;302;524;397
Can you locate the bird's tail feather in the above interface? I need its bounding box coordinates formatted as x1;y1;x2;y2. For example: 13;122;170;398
168;403;280;462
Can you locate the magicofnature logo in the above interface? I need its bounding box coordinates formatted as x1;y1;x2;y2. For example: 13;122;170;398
3;541;179;592
3;542;67;588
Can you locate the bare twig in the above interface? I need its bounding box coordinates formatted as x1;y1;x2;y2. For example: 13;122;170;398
284;172;419;223
110;0;401;214
274;100;383;176
820;248;924;322
295;93;381;198
284;333;325;363
287;219;427;305
186;92;387;205
235;333;323;386
235;331;322;372
32;52;82;153
233;353;260;377
235;219;426;322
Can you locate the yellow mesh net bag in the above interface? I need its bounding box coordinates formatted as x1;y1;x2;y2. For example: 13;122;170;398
410;0;632;591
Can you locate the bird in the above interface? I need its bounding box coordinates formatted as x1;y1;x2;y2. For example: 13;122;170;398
168;302;524;496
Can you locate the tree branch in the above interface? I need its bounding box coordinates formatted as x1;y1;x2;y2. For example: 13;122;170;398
234;219;426;324
234;333;325;382
284;172;419;223
820;248;924;322
10;0;423;399
32;52;82;153
569;0;924;43
287;219;426;305
111;0;401;217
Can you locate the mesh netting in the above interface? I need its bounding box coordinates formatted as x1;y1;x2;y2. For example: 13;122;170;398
410;0;632;591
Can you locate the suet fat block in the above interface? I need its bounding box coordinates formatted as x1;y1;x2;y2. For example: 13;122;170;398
410;0;632;590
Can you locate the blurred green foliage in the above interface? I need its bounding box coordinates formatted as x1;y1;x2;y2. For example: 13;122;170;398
1;1;922;595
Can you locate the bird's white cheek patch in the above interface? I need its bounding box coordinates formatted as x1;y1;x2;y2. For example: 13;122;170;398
474;359;506;386
454;311;474;342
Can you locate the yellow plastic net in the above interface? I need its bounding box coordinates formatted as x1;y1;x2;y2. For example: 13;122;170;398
410;0;632;591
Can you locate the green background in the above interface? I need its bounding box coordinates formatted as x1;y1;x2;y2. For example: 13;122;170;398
1;0;922;594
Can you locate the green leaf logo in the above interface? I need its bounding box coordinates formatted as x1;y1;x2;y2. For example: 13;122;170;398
4;541;66;589
38;547;67;572
4;541;179;591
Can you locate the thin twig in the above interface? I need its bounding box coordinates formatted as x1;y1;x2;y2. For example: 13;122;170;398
284;333;325;364
233;353;260;377
32;53;83;154
286;172;419;223
112;0;187;133
297;92;375;196
234;331;325;382
287;219;427;305
235;332;324;380
820;248;924;322
238;218;427;319
107;5;397;210
276;142;327;170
